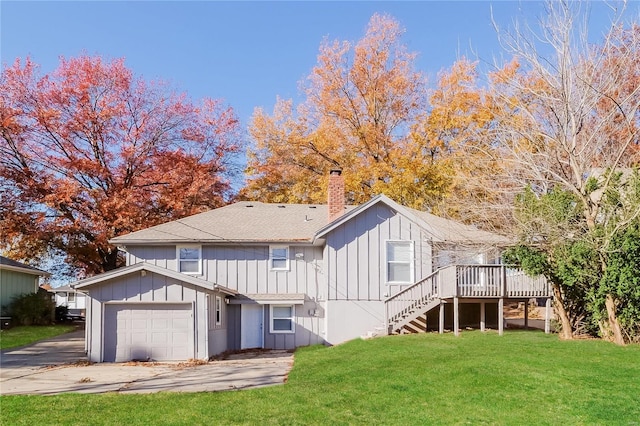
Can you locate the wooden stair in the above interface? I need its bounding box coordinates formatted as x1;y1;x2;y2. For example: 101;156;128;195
389;298;441;334
385;270;441;335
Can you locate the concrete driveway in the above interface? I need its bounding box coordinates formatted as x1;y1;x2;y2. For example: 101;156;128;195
0;330;294;395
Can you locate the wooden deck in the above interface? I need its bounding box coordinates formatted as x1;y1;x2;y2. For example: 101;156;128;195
384;265;551;336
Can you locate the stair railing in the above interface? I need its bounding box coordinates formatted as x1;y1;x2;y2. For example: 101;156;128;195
384;270;439;334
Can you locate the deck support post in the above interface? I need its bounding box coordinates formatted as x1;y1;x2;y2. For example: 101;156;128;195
453;297;460;336
480;302;486;332
545;298;551;334
498;298;504;336
524;300;529;330
439;301;444;334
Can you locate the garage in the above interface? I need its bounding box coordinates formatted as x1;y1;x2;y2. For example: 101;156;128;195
73;263;236;362
103;303;194;362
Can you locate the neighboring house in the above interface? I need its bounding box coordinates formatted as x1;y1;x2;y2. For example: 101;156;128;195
0;256;50;316
73;171;551;363
49;284;87;318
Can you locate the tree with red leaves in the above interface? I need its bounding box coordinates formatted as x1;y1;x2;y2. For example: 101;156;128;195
0;56;241;276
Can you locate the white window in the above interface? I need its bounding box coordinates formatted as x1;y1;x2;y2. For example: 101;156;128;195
270;305;295;333
177;245;201;274
215;296;222;326
67;292;76;303
269;246;289;271
386;241;414;284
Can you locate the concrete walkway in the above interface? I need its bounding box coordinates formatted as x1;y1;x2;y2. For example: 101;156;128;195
0;331;294;395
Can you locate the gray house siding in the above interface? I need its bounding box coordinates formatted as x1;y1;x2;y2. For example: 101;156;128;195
126;244;328;348
124;205;437;347
126;245;324;298
324;203;433;302
322;204;434;343
0;270;39;314
227;304;242;351
83;270;222;362
208;327;227;355
203;245;323;296
125;246;176;270
325;300;384;343
264;301;325;350
225;301;326;351
207;293;228;355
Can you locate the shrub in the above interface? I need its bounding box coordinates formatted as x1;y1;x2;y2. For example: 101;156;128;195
8;289;55;325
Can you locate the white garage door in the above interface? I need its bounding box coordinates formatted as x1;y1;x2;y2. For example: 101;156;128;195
104;304;193;362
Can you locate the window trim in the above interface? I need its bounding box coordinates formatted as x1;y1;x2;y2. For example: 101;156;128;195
177;245;202;275
269;245;290;271
386;240;414;284
269;304;295;334
215;296;222;327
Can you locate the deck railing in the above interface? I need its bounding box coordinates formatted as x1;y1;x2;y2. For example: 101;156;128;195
384;265;549;333
505;269;549;297
438;265;549;298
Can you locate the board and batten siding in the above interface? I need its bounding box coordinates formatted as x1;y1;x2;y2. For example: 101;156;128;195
84;270;222;362
225;301;326;351
126;244;327;349
324;203;433;302
126;245;324;299
322;204;434;344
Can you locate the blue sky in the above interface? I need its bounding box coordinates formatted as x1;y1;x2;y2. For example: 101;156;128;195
4;1;637;131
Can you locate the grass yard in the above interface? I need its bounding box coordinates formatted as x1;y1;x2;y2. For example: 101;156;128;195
1;331;639;425
0;324;77;350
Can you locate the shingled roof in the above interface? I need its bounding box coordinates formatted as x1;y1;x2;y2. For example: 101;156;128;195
110;196;508;246
110;202;356;245
0;256;50;276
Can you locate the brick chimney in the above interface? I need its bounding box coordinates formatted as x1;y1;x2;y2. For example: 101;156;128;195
327;169;345;222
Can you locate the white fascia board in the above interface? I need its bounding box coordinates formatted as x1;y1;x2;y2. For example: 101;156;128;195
0;264;51;277
71;262;237;295
313;194;443;242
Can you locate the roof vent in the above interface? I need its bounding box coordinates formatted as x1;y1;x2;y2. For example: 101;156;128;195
278;205;286;208
308;206;317;209
246;204;254;208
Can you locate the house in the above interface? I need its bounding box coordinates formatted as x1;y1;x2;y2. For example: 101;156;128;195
49;284;87;319
0;256;51;317
73;170;551;363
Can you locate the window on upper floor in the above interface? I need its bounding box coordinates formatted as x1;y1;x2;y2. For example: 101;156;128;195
177;245;202;275
270;304;295;333
269;246;289;271
386;241;414;284
67;292;76;303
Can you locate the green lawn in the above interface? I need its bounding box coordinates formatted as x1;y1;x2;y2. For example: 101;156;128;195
2;331;639;425
0;325;77;350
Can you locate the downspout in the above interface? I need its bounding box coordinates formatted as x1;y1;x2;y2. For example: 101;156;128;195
204;294;210;359
193;300;198;359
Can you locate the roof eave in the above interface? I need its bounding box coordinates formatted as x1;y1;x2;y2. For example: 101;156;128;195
313;194;446;243
112;238;317;247
72;263;237;295
0;264;51;277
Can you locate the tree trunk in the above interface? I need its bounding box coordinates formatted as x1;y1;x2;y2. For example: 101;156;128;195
552;283;573;339
604;294;625;345
101;248;122;273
